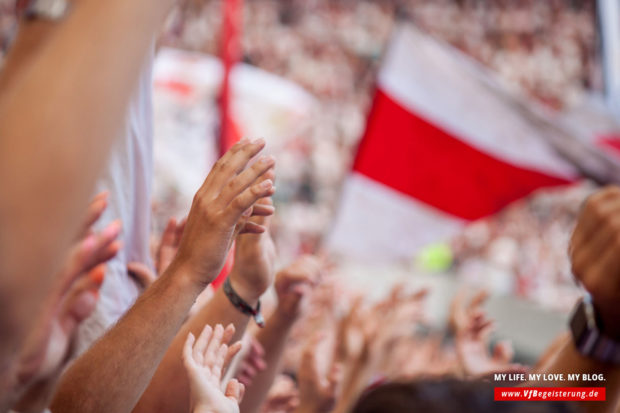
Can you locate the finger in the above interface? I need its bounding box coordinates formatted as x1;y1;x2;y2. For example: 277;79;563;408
237;381;246;403
216;157;275;209
127;261;157;289
183;332;196;368
238;221;266;234
61;265;106;328
204;324;225;367
449;289;467;331
160;218;178;249
249;354;267;371
237;373;252;386
222;323;236;345
251;339;266;357
60;225;121;291
193;325;213;364
80;192;109;238
212;343;228;380
468;290;490;312
408;288;429;302
223;179;276;225
201;138;267;195
80;220;123;273
327;361;342;390
225;379;245;403
242;364;257;378
175;218;187;246
493;340;514;363
249;196;274;228
87;240;122;275
224;341;243;372
251;203;275;217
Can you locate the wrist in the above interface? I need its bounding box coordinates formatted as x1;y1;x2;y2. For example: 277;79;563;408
273;304;301;326
165;258;208;296
228;271;264;306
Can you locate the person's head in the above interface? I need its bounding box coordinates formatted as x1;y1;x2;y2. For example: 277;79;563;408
351;380;580;413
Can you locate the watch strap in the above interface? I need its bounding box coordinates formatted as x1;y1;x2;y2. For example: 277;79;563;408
570;296;620;364
223;278;265;328
23;0;70;21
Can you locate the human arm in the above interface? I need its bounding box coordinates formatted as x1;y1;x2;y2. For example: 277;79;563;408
239;255;321;413
133;196;277;413
2;193;118;413
50;140;275;413
183;324;244;413
534;186;620;413
0;0;175;359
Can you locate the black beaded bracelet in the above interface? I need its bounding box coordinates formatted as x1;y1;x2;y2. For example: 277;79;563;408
223;278;265;328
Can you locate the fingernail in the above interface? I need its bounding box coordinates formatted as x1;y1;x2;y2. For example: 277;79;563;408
103;220;122;239
94;191;109;201
253;137;266;145
90;267;106;285
261;180;273;189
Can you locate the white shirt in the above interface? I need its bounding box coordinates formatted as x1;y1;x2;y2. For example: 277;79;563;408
74;49;155;356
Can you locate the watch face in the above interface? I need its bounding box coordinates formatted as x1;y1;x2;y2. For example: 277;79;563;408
570;300;589;348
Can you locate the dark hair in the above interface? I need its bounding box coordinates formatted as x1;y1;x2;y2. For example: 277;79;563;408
351;380;581;413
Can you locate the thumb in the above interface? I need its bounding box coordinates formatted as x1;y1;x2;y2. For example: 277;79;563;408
128;262;157;289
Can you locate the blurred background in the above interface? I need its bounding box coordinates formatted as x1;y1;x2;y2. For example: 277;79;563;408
3;0;620;361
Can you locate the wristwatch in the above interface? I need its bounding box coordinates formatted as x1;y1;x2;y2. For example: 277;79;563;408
23;0;70;21
569;294;620;364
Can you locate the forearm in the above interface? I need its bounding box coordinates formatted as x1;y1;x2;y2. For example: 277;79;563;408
0;0;175;341
240;310;296;413
534;335;619;413
50;262;201;413
133;274;256;413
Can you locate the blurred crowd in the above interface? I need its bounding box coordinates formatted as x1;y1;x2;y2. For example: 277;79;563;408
0;0;601;309
451;182;597;311
152;0;601;311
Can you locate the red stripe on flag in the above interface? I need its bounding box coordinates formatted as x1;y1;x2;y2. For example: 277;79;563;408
353;90;573;221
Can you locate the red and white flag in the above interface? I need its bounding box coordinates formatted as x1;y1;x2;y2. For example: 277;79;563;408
327;25;578;263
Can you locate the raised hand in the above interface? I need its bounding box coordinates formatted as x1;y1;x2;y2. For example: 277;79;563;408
570;186;620;339
228;196;277;304
183;324;244;413
259;375;299;413
274;255;322;320
173;138;275;287
156;217;187;275
12;193;120;411
451;290;526;378
235;337;266;387
295;333;341;413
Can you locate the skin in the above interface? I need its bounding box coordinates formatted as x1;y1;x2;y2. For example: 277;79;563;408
534;186;620;413
3;193;119;413
0;0;175;378
133;197;278;413
450;290;526;379
183;324;245;413
51;139;276;413
239;255;322;413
